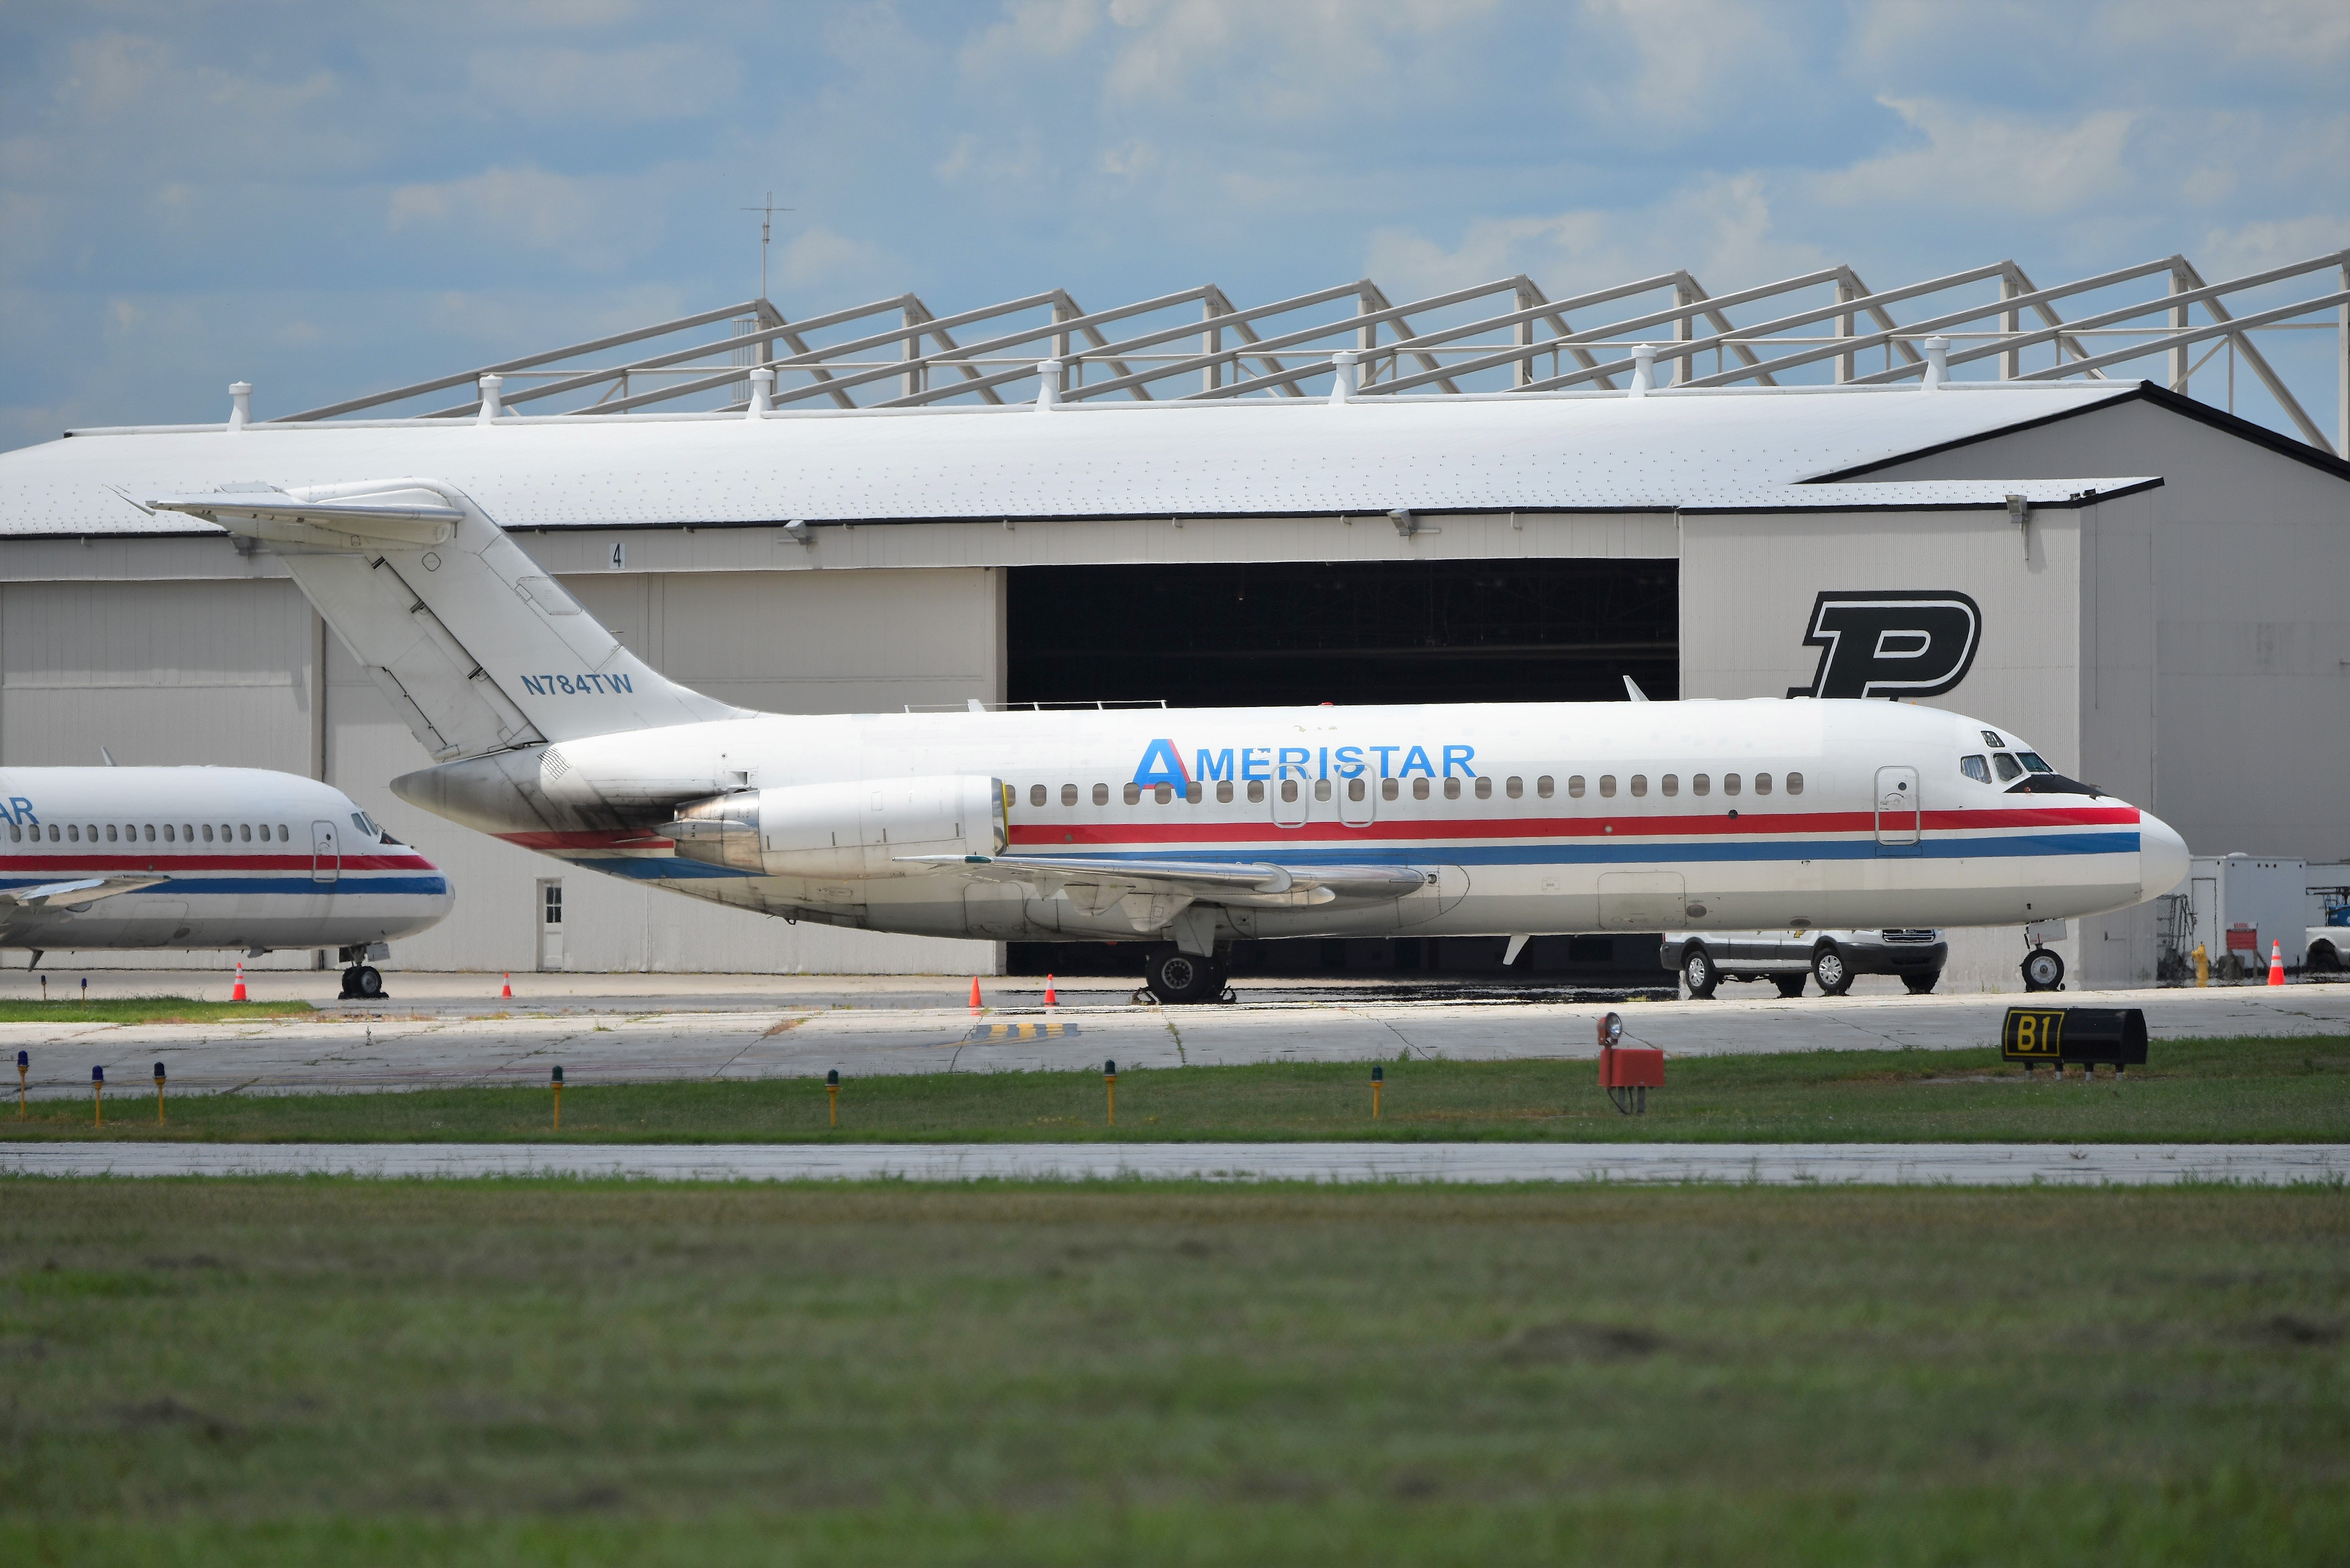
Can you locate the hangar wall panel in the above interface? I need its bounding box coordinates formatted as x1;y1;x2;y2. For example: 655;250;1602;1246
1861;400;2350;868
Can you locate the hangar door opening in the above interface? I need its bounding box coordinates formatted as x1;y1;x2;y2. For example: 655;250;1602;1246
1009;557;1677;709
1006;556;1678;983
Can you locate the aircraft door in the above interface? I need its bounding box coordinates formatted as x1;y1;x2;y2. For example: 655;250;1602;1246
310;820;340;885
1338;773;1375;828
1874;766;1921;851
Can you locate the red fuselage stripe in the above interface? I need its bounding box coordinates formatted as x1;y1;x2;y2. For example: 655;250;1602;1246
1006;804;2139;847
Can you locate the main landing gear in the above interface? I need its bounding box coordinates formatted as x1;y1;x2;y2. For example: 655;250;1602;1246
1143;948;1230;1006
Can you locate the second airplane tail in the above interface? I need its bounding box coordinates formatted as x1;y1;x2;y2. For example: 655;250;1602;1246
152;479;745;761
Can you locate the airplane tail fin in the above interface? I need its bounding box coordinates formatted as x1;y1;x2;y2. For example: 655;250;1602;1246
151;479;745;761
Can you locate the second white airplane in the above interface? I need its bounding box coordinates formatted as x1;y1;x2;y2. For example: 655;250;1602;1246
154;479;2188;1003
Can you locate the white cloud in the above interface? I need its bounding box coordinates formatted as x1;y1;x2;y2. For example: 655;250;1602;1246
386;165;648;268
1580;0;1797;113
2197;215;2350;281
961;0;1103;68
1098;139;1158;179
465;43;738;122
775;226;894;291
1813;97;2136;214
1081;0;1495;118
1366;174;1830;302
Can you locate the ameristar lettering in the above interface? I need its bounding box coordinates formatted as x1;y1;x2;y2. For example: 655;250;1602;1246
518;673;636;696
1132;738;1476;788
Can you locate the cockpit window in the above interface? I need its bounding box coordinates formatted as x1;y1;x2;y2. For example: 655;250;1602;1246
1960;755;1991;784
2016;752;2054;773
1981;730;2004;748
1992;753;2023;782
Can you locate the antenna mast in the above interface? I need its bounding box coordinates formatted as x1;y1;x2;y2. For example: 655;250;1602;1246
739;191;793;302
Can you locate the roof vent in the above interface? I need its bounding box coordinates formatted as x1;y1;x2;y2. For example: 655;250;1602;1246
477;374;505;423
1921;336;1950;390
747;366;773;420
227;382;251;432
1328;349;1357;404
1629;344;1656;397
1036;360;1062;412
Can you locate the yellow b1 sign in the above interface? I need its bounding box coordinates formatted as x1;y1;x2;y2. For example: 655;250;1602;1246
2002;1007;2068;1062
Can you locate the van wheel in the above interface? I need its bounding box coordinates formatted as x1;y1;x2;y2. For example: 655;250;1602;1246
2022;948;2066;992
1812;944;1853;996
2307;942;2338;973
1773;974;1806;998
1904;971;1941;995
1682;946;1719;999
1145;949;1223;1005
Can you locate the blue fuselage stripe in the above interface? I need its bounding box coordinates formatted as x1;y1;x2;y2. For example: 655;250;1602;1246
0;875;450;896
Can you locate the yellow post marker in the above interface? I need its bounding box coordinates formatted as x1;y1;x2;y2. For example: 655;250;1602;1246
1371;1063;1383;1120
1104;1059;1118;1127
16;1050;25;1120
91;1065;103;1126
2192;942;2208;987
826;1068;840;1128
153;1061;166;1124
550;1065;563;1131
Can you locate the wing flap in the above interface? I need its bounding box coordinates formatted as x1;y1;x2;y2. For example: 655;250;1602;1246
905;853;1428;909
0;874;169;910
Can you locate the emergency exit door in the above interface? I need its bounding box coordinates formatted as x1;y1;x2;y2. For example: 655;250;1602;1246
1874;765;1921;852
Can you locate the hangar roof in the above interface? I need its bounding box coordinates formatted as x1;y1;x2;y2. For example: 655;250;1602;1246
0;379;2157;539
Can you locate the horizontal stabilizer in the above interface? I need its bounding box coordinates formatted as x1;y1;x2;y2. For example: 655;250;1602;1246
906;853;1429;909
157;479;748;760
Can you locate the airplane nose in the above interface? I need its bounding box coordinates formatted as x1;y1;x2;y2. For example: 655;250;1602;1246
2137;808;2189;904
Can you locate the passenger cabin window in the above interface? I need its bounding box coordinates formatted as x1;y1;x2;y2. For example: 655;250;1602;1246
241;824;254;842
67;825;79;842
1961;755;1992;784
1567;776;1585;798
1412;779;1430;801
1992;753;2022;782
1092;784;1109;805
1629;775;1648;797
1314;780;1331;802
1123;783;1141;806
1661;774;1678;796
1536;776;1554;799
1443;778;1461;800
106;825;118;841
1506;776;1522;799
1755;774;1772;795
202;824;215;842
1693;773;1710;796
1060;784;1078;806
1382;778;1399;801
1030;784;1047;807
1248;781;1266;803
1474;777;1492;800
1153;784;1172;804
143;824;156;841
1346;778;1366;801
1786;772;1804;795
1185;782;1202;804
1280;780;1299;803
1598;775;1616;798
1723;774;1742;796
1216;782;1233;804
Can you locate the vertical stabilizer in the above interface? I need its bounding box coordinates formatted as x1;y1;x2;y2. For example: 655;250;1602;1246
148;479;746;759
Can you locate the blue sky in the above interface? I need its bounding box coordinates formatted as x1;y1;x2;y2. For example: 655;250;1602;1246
3;0;2345;449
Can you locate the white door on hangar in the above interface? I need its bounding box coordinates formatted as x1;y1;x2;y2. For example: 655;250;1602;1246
536;878;565;971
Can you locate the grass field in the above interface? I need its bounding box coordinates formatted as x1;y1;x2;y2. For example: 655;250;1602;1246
1;1180;2344;1566
8;1033;2347;1144
0;995;313;1025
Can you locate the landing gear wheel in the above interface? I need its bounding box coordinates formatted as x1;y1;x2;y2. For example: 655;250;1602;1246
2021;947;2066;992
340;965;383;1000
1904;970;1942;995
1681;946;1719;1000
1812;944;1854;996
1145;949;1223;1005
1773;974;1807;999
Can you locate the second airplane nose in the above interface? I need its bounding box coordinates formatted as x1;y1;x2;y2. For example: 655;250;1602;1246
2138;808;2190;904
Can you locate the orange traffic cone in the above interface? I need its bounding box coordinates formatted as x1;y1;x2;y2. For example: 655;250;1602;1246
969;976;983;1012
231;961;247;1002
2268;941;2286;986
501;972;513;999
1043;974;1058;1008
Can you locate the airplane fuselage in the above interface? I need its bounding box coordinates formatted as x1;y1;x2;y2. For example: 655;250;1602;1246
0;767;453;955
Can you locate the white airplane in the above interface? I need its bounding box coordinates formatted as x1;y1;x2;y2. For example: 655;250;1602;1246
152;479;2188;1003
0;764;452;997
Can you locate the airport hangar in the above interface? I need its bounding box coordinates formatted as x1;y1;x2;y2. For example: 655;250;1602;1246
0;250;2344;991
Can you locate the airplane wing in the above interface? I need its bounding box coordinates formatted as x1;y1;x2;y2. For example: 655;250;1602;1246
0;874;170;911
903;853;1428;909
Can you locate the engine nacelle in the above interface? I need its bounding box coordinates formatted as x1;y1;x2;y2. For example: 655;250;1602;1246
663;775;1006;879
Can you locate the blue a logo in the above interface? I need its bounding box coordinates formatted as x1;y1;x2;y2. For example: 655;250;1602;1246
1132;738;1190;789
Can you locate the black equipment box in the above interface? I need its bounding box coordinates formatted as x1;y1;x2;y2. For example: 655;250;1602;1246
2001;1006;2149;1071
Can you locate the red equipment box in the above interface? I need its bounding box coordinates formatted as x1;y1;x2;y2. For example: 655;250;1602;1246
1599;1046;1666;1088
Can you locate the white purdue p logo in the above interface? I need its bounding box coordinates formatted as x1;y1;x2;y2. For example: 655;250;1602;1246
1788;591;1982;699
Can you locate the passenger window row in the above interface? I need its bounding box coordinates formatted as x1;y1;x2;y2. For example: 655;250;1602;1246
8;822;292;845
1016;771;1803;808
